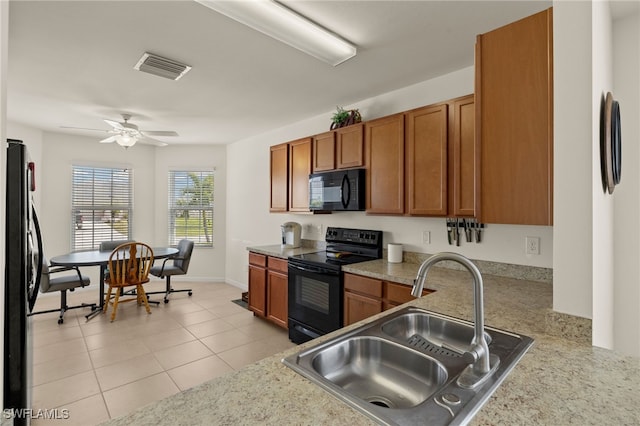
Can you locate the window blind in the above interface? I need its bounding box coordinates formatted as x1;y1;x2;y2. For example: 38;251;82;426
71;166;132;251
168;170;214;247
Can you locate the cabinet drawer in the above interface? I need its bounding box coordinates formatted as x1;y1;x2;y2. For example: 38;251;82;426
344;273;383;297
267;256;288;274
249;252;267;267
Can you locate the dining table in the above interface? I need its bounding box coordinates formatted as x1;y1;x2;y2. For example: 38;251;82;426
50;246;179;320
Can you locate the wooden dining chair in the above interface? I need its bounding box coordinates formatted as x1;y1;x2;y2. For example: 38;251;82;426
103;241;154;322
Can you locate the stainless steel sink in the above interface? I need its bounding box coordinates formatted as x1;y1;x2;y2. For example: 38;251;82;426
283;306;534;425
311;336;448;409
380;311;492;356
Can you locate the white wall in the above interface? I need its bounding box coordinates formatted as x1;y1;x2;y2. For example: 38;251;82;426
552;1;595;320
3;129;226;287
225;66;554;288
591;1;615;350
612;11;640;355
154;144;227;281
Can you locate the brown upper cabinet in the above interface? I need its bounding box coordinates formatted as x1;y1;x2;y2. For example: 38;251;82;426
312;124;364;173
312;131;335;172
269;143;289;212
365;114;405;214
270;138;312;213
288;137;312;212
450;95;476;217
475;8;553;225
405;103;449;216
336;124;364;169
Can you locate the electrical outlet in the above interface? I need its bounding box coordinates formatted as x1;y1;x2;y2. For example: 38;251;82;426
525;237;540;255
422;230;431;244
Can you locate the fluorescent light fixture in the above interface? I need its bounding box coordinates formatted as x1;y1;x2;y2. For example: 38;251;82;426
195;0;356;66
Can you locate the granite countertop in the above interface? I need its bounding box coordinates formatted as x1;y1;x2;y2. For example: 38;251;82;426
247;244;322;259
102;257;640;426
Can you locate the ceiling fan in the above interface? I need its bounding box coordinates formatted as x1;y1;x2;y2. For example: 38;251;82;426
61;114;178;148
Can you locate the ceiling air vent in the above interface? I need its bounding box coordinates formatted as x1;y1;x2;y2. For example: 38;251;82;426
134;52;191;81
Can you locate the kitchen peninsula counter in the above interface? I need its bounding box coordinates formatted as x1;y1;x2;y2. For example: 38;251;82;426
101;259;640;426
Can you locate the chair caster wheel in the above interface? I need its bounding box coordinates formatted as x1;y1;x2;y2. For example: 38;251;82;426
58;318;64;324
188;291;193;296
164;299;169;304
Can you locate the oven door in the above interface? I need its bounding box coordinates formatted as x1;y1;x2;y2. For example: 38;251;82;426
288;262;342;344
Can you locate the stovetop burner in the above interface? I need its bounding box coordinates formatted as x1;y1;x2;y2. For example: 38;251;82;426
288;227;383;271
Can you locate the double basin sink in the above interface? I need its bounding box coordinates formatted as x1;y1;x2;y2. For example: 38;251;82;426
283;306;533;425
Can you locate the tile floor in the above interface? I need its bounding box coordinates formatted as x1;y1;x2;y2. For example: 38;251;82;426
28;281;296;425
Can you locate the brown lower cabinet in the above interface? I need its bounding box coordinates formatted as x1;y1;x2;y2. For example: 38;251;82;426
343;273;432;326
248;252;288;329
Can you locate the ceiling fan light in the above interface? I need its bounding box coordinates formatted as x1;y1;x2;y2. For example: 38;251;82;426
116;134;137;148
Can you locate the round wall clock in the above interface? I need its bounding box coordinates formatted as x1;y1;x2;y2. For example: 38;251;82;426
601;92;622;194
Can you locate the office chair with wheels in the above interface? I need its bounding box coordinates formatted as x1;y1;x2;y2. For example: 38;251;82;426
103;242;154;322
30;257;95;324
148;239;194;303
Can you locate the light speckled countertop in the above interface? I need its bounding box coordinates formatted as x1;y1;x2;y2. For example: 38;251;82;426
101;256;640;426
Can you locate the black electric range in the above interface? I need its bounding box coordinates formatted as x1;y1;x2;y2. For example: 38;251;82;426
287;227;383;344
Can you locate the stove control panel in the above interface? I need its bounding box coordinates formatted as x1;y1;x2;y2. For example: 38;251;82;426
325;227;382;246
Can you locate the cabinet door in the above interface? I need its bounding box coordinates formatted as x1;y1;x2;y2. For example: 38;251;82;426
248;265;266;317
336;124;364;169
267;270;288;329
344;291;383;326
269;143;289;212
313;131;336;172
405;104;448;216
476;8;553;225
365;114;405;214
289;137;312;212
451;95;476;217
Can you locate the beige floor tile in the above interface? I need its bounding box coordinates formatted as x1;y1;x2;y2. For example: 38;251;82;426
32;324;84;348
31;394;110;426
33;351;93;387
236;319;287;340
103;373;179;419
89;339;150;369
152;340;213;370
28;282;293;426
32;370;101;411
95;354;164;391
171;309;218;326
207;301;249;317
167;355;233;391
139;327;197;352
33;338;87;365
217;340;285;370
200;329;255;354
185;318;235;339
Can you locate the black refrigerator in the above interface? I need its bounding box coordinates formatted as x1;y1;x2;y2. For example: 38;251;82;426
4;139;42;425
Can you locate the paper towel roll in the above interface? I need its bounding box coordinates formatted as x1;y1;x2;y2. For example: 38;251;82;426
388;243;403;263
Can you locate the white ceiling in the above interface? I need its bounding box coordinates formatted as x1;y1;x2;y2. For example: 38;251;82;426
6;0;605;146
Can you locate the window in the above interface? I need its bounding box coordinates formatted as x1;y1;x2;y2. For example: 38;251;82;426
168;170;214;247
72;166;132;251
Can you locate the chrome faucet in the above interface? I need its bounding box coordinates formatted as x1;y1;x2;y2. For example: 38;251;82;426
412;252;492;384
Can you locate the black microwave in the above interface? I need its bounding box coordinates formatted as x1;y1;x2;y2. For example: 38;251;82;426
309;168;365;211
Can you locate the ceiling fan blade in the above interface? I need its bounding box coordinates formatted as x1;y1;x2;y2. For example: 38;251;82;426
99;136;117;143
142;130;179;137
60;126;110;133
138;137;168;147
104;119;125;130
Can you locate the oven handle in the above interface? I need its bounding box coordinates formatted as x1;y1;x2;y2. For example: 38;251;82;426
288;263;340;277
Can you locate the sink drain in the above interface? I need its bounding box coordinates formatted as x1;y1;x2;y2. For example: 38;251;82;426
366;396;394;409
